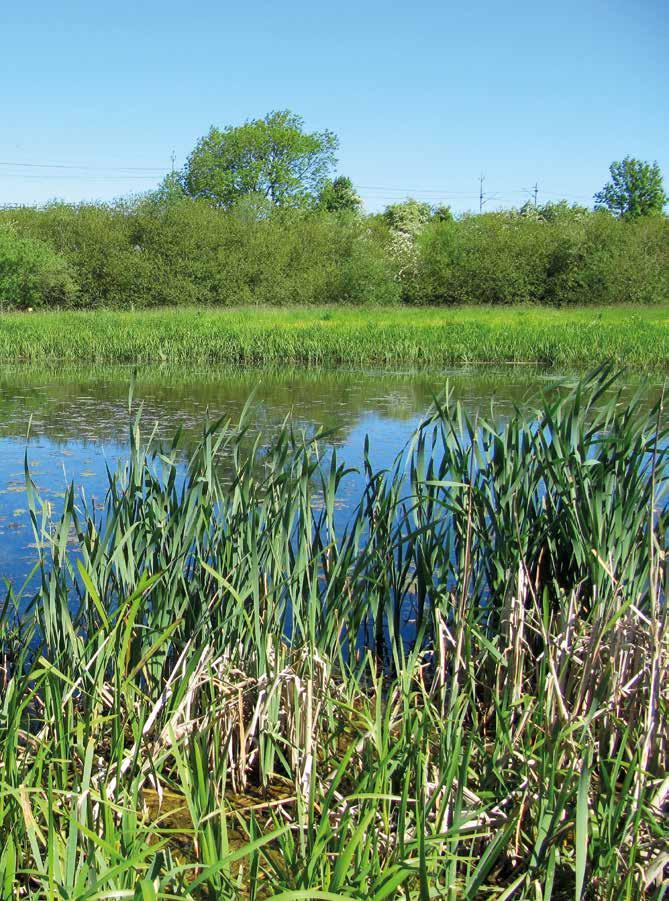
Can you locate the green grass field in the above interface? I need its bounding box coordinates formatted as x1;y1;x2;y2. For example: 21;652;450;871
0;305;666;369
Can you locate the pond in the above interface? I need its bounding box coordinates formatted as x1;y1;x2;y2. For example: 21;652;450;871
0;363;663;587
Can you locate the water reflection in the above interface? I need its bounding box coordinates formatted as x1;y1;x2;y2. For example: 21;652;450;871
0;363;663;586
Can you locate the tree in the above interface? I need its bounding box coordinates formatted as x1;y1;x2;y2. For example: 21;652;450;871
139;172;187;212
182;110;338;209
594;157;667;219
515;199;589;222
318;176;362;213
536;200;589;222
432;204;453;223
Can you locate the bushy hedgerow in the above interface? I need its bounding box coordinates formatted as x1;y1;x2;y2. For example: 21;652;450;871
2;201;400;308
409;210;669;305
131;201;400;306
0;223;78;309
0;199;666;308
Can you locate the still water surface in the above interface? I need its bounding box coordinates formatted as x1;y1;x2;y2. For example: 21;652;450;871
0;364;662;586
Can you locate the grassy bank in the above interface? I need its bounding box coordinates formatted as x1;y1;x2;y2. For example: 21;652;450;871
0;372;666;895
0;304;667;369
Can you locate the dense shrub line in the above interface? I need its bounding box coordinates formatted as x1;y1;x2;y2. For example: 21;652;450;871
0;198;667;309
411;209;669;305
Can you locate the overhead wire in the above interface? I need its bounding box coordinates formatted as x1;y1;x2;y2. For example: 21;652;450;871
0;161;169;172
0;158;595;203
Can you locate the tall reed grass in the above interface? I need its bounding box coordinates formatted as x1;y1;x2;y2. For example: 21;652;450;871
0;369;666;896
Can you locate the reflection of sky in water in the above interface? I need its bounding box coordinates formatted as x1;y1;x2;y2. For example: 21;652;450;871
0;364;663;587
0;416;426;586
0;437;126;582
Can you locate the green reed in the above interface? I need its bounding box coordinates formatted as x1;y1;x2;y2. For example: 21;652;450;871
0;368;666;897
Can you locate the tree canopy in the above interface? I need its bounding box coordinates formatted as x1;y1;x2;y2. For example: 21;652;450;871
594;157;666;219
182;110;338;209
317;176;362;213
382;199;435;236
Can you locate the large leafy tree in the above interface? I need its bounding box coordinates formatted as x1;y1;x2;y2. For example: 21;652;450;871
594;157;667;219
182;110;338;209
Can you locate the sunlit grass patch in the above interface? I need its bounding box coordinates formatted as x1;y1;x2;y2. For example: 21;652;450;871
0;304;666;369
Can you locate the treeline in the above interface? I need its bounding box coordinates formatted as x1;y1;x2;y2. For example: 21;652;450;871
0;197;667;309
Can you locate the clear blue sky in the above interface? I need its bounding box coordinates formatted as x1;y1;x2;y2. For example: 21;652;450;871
1;0;667;212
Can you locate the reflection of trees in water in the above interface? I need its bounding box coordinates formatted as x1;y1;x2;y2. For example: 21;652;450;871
0;364;661;454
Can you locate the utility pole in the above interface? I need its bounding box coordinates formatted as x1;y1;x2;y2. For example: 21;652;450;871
170;150;176;175
479;174;485;214
522;183;540;208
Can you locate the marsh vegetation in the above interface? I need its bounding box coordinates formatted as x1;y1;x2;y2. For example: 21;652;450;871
0;305;665;370
0;370;666;896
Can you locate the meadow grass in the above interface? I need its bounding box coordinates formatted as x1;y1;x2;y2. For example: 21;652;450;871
0;304;666;369
0;369;666;897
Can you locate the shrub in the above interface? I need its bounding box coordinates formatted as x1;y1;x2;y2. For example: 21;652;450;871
0;224;77;309
0;199;666;309
7;202;162;308
11;200;402;308
411;210;669;306
410;213;552;305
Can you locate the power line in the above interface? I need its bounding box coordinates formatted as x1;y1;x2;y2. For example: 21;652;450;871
0;160;168;172
537;190;591;201
0;173;163;181
0;157;595;204
359;185;592;202
476;175;500;212
521;183;539;206
356;184;478;196
0;159;594;199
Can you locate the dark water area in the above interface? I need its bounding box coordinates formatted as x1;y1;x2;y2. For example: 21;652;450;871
0;363;664;588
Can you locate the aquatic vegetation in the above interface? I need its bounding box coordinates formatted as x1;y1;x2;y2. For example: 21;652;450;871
0;370;666;896
0;304;667;369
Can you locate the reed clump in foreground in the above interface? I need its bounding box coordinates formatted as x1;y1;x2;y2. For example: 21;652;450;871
0;370;666;897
